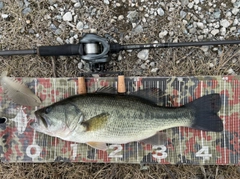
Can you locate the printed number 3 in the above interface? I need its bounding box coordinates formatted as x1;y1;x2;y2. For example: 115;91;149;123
152;145;168;160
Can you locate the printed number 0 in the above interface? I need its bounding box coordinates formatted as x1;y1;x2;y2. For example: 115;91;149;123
195;146;212;161
152;145;168;160
108;145;123;158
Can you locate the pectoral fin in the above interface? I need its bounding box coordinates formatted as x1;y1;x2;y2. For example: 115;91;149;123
82;113;109;131
87;142;108;151
140;132;167;145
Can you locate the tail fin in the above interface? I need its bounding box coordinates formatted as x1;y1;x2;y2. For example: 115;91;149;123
185;93;223;132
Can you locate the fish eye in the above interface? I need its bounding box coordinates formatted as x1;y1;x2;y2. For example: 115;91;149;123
45;106;52;114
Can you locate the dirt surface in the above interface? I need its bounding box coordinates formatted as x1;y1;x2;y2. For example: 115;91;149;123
0;0;240;178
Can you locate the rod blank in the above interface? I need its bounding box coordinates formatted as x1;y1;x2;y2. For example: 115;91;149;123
0;49;37;56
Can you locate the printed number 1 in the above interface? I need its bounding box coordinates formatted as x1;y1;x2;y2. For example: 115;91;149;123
195;146;212;161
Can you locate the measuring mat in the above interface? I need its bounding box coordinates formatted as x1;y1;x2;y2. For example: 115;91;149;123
0;76;239;164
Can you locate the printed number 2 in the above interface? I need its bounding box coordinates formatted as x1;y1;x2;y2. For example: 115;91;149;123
195;146;212;161
152;145;168;160
108;145;123;158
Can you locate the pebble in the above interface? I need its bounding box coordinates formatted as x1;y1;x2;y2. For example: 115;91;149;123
151;68;159;73
74;2;81;8
127;11;138;23
78;62;83;69
76;21;84;30
63;12;72;21
104;0;109;4
0;1;3;9
200;46;209;52
140;64;146;69
150;62;155;67
188;2;194;8
133;25;143;33
232;8;239;15
180;11;187;18
209;63;214;68
22;7;32;15
56;37;64;44
1;14;8;18
227;68;235;75
220;19;230;28
137;50;149;60
159;30;168;38
157;8;164;16
118;15;124;20
197;22;204;29
211;29;219;36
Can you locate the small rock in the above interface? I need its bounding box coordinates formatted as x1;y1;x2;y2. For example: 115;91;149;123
226;11;232;17
197;22;204;29
1;14;8;18
209;63;214;68
232;8;239;15
150;62;155;67
181;0;189;6
213;10;221;19
78;62;83;69
230;27;236;32
74;2;81;8
22;7;32;15
137;50;149;60
188;2;194;8
232;58;237;64
227;68;235;75
157;8;164;16
211;29;219;36
200;46;209;52
194;0;199;4
140;64;146;69
76;21;84;30
0;2;4;10
127;11;139;23
220;27;226;35
159;30;168;38
234;1;240;8
189;28;196;34
56;37;64;44
133;25;143;33
118;54;122;61
63;12;72;21
54;29;62;35
118;15;124;20
104;0;109;4
180;10;187;18
233;18;239;25
50;23;57;31
220;19;230;28
151;68;159;73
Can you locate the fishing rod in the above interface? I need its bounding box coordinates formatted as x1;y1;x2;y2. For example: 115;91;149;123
0;33;240;71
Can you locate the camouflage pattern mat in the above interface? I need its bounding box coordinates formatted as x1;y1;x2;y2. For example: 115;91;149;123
0;76;239;165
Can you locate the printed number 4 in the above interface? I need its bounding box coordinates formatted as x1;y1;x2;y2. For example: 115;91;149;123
195;146;212;161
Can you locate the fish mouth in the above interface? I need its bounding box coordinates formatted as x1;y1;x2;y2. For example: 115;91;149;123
34;111;50;128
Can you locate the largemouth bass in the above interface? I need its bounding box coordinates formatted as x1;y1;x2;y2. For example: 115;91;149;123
31;92;223;151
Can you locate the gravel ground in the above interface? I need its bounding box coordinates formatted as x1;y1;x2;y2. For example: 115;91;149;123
0;0;240;178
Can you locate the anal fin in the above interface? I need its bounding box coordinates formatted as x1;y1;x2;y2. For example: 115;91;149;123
140;132;167;145
87;142;108;151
